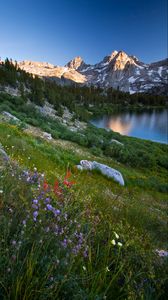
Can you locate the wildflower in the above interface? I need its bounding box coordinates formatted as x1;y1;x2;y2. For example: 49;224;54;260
46;204;53;211
111;239;116;245
54;209;61;215
117;242;123;247
0;190;3;194
33;211;38;218
62;239;68;248
114;232;119;239
34;167;37;171
83;266;86;271
54;181;62;195
33;199;38;204
43;180;49;191
45;227;50;233
64;170;71;179
12;240;17;246
22;220;26;225
63;179;76;188
64;213;68;220
105;266;110;272
83;248;88;257
45;197;50;203
63;171;76;188
32;204;38;209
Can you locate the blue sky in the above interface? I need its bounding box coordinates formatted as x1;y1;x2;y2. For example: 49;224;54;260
0;0;167;65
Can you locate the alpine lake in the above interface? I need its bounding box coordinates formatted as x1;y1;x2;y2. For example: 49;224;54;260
90;108;168;144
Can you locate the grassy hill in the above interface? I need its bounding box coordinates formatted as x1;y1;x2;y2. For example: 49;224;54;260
0;111;168;299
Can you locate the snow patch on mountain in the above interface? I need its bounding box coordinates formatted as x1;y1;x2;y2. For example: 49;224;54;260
17;51;168;95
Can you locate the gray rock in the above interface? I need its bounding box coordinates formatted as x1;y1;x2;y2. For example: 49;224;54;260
79;160;124;186
110;139;124;146
43;132;52;140
156;249;168;257
92;161;124;186
0;143;9;160
80;160;93;170
2;111;20;122
76;165;83;171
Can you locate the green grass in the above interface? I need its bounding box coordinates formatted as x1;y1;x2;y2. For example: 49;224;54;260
0;120;168;299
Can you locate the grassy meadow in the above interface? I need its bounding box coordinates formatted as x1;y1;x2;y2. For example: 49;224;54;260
0;117;168;299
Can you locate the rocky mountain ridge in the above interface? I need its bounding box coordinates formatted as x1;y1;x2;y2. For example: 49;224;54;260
17;50;168;94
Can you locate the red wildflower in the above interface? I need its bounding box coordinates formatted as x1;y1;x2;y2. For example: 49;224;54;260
43;180;49;191
64;170;71;180
63;179;76;188
54;180;62;195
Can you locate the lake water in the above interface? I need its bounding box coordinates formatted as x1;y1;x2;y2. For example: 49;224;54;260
90;108;168;143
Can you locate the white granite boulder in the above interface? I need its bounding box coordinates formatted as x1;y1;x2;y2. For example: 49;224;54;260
92;161;124;186
43;132;52;140
80;160;93;170
110;139;124;146
78;160;124;186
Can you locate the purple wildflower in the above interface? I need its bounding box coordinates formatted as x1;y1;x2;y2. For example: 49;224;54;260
46;204;53;211
33;211;38;218
54;209;61;216
33;199;38;204
32;204;38;209
45;197;51;203
61;239;68;248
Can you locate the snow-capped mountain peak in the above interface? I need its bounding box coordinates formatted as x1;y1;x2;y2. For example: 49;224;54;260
65;56;86;70
17;50;168;95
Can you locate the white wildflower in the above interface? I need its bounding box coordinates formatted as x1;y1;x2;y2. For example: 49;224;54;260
111;239;116;245
114;231;119;239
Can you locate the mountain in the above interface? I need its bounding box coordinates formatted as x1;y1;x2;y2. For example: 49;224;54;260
17;51;168;94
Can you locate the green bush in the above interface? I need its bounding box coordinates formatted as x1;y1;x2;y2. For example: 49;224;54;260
91;146;103;156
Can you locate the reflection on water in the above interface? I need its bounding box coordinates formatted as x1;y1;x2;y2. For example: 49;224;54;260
91;109;168;143
108;118;132;135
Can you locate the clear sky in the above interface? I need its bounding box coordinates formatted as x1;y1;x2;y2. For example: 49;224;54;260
0;0;167;65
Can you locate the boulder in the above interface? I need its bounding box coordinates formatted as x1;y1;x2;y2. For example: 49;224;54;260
156;249;168;257
2;111;20;123
43;132;52;140
78;160;124;186
80;160;93;170
76;165;83;171
92;161;124;186
110;139;124;146
0;143;9;160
